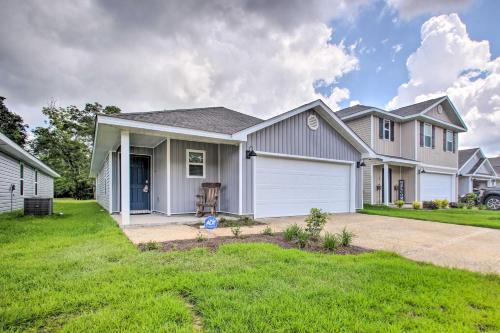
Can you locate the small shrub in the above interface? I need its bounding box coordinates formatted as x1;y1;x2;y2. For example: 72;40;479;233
478;204;488;210
423;201;438;210
305;208;329;240
283;224;301;241
231;225;242;238
432;199;445;209
339;227;355;247
296;229;310;248
261;225;274;236
322;232;339;250
142;241;160;251
457;202;465;209
441;199;449;208
394;200;405;208
196;232;205;242
412;201;421;209
465;192;477;209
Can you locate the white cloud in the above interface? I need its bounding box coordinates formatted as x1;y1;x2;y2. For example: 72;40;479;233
388;14;500;154
391;43;403;62
376;65;383;73
386;0;473;20
349;100;360;106
0;0;370;127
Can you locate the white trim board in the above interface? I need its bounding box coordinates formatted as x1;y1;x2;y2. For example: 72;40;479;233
255;150;356;165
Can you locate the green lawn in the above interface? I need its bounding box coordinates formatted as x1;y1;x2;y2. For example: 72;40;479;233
1;201;499;332
360;205;500;229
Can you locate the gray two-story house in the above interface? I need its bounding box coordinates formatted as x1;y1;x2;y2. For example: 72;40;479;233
336;96;467;205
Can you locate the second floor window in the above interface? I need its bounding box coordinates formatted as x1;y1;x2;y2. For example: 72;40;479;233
446;130;454;152
423;123;432;148
383;119;391;140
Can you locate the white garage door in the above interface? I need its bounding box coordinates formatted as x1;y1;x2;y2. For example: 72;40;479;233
254;155;352;218
420;173;454;201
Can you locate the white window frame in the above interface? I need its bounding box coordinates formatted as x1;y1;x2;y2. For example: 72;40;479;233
383;119;391;140
20;162;24;197
423;123;432;148
446;130;454;152
34;170;38;196
186;149;206;178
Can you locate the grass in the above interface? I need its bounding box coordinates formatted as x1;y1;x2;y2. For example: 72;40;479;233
0;200;499;332
360;204;500;229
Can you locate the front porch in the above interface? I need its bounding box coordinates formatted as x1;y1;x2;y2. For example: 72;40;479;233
370;159;418;205
112;212;235;228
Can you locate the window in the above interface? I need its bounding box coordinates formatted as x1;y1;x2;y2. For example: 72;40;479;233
423;123;432;148
20;163;24;196
34;170;38;196
383;119;391;140
186;149;205;178
446;130;454;152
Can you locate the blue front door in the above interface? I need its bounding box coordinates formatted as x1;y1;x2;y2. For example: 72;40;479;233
130;155;150;211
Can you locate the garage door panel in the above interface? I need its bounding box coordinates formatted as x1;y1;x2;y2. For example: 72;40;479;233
420;173;454;201
255;156;351;218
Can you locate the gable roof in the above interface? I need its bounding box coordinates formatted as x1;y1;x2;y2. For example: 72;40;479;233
458;148;480;169
0;132;59;178
107;107;264;135
335;105;375;118
469;158;486;174
390;96;445;116
335;96;467;132
489;157;500;176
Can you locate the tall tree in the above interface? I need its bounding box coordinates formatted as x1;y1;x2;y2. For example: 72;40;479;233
0;96;29;147
31;102;121;199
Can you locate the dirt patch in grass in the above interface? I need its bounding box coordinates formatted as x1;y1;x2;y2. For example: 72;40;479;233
145;233;371;255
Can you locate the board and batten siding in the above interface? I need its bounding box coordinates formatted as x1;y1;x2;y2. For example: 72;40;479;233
345;117;371;146
170;140;218;214
219;144;239;214
243;109;362;214
1;151;55;213
95;153;110;212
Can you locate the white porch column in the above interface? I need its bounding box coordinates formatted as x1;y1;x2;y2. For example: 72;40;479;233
238;142;243;215
383;163;389;205
166;137;171;216
121;131;130;225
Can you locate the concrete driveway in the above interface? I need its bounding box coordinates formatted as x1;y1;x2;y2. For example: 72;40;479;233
123;213;500;274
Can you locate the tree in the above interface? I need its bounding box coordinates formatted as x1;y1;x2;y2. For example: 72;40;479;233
0;96;29;147
31;102;121;199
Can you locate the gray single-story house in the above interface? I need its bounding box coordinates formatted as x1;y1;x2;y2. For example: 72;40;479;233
90;100;376;225
0;131;59;213
458;148;497;197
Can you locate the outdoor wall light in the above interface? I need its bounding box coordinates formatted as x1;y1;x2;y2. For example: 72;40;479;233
356;161;366;168
419;168;426;174
246;146;257;159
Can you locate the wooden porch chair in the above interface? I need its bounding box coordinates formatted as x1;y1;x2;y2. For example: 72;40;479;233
195;183;221;217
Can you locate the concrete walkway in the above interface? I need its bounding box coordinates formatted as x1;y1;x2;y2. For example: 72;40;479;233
122;213;500;274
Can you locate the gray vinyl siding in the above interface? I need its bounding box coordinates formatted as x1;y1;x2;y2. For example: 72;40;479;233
0;151;23;212
170;140;218;214
0;151;55;213
95;153;110;212
153;140;168;213
219;144;239;214
244;109;361;213
112;152;120;212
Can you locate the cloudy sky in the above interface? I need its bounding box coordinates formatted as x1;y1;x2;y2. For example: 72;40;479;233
1;0;499;154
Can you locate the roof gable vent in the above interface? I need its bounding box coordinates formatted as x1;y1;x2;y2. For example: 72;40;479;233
307;114;319;130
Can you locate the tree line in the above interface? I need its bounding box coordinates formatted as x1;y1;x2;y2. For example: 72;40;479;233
0;96;121;199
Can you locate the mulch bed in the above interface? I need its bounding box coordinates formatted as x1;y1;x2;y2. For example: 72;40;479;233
144;233;371;255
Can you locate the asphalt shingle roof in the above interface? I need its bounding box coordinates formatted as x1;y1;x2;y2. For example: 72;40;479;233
489;157;500;175
458;148;480;169
335;105;375;119
107;107;264;135
390;96;445;117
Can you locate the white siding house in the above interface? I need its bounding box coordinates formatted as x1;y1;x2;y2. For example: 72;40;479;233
0;132;59;213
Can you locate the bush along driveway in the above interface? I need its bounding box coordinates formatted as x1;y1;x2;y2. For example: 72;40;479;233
360;204;500;229
0;200;499;332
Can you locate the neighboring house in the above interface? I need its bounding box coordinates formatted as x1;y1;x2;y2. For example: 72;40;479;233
0;132;59;213
336;96;467;205
457;148;497;197
90;100;376;225
489;156;500;183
